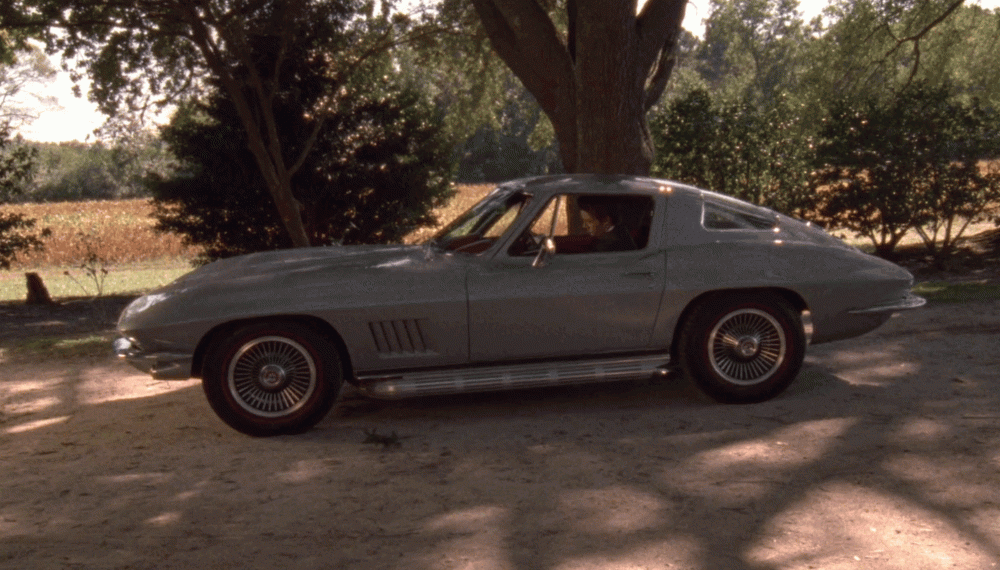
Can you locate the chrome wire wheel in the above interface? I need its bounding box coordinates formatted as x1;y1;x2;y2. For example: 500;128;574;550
707;308;787;386
226;336;318;418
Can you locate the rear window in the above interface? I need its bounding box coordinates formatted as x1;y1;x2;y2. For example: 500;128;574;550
702;200;777;231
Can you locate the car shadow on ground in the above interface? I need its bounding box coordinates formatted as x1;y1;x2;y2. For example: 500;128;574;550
3;301;999;569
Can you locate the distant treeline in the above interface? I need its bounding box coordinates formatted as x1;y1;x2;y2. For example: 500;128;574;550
18;137;174;203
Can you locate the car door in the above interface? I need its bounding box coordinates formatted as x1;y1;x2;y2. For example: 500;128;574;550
466;193;666;362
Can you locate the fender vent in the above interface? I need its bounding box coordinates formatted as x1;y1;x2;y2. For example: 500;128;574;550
369;319;430;355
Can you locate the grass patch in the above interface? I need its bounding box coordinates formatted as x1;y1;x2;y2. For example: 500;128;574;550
2;333;114;360
913;281;1000;303
0;260;192;302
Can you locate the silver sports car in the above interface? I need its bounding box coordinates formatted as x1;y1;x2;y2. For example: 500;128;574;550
115;175;925;435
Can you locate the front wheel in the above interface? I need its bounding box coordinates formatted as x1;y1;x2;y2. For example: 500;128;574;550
202;321;343;436
677;294;805;403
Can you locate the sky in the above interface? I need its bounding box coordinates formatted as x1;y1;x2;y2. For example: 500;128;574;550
14;0;1000;143
17;69;105;144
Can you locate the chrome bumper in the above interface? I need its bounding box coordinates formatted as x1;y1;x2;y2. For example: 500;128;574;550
848;293;927;314
113;337;193;380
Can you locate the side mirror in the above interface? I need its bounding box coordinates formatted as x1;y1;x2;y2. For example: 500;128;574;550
532;237;556;268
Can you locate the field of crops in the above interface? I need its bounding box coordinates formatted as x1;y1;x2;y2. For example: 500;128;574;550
0;186;495;301
2;199;197;268
4;185;497;267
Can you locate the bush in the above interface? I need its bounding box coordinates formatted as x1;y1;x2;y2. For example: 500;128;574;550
650;89;815;216
0;126;48;268
0;211;49;269
812;84;1000;260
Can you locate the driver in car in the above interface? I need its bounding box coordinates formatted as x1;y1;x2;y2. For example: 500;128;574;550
578;196;636;252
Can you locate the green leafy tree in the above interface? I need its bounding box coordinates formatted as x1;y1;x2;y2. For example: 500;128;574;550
29;142;118;201
96;116;178;198
399;7;522;154
3;0;420;247
655;28;707;102
696;0;811;105
800;0;998;107
813;83;1000;261
393;11;561;182
149;34;454;263
650;88;815;215
454;77;561;182
0;125;47;268
26;136;171;202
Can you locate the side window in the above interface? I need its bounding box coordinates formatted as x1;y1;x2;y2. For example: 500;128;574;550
509;194;654;256
703;200;776;230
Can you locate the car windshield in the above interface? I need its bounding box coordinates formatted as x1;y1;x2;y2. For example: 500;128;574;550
427;189;530;254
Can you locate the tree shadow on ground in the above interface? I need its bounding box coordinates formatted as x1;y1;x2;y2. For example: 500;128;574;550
2;300;999;570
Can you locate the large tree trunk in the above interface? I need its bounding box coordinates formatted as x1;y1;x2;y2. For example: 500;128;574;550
471;0;686;175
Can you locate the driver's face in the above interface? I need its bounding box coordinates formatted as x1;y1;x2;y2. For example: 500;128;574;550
581;209;608;236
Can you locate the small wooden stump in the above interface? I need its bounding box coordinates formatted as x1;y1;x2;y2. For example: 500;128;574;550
25;272;55;305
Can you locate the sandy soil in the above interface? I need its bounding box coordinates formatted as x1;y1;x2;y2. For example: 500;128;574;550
1;300;999;570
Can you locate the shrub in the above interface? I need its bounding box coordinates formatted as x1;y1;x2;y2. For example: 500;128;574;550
0;125;48;268
813;83;1000;260
650;89;815;217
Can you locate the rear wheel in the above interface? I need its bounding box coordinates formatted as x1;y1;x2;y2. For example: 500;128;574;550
678;293;805;403
202;321;343;436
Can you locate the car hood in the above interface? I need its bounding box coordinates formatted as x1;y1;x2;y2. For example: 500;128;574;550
118;244;447;332
167;244;428;289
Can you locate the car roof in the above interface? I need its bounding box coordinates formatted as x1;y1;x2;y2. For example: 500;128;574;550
496;174;789;219
496;174;705;198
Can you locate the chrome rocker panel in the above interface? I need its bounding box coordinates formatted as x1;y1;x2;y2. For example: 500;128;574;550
354;353;671;400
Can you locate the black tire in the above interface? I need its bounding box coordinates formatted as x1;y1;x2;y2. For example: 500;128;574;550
202;321;343;436
677;293;805;403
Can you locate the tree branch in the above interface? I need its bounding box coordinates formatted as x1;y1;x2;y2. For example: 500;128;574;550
468;0;572;114
635;0;686;72
883;0;965;86
636;0;686;110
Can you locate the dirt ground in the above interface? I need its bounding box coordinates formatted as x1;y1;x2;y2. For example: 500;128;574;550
1;296;999;570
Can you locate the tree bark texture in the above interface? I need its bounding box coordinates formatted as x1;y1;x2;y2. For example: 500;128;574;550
182;4;313;248
471;0;686;175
